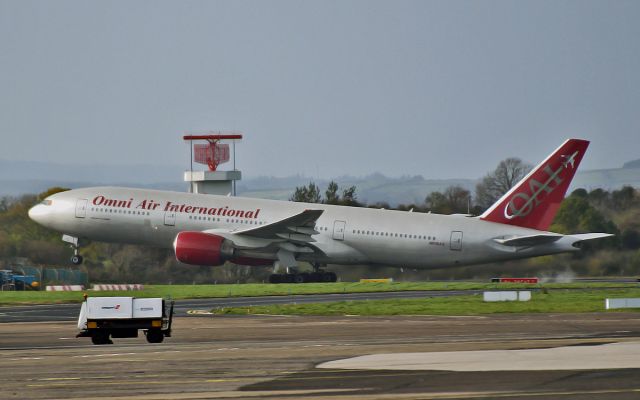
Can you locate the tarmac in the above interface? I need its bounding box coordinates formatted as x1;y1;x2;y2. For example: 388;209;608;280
2;312;640;399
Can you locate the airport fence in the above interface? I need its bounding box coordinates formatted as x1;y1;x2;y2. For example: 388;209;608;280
11;265;89;289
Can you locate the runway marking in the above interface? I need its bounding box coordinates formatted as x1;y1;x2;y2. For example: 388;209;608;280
43;388;361;399
73;352;137;358
10;357;43;361
39;377;81;381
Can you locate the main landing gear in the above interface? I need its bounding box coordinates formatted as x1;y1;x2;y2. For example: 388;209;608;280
268;263;338;284
63;234;83;265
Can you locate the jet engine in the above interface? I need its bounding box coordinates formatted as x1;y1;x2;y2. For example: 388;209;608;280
173;231;235;266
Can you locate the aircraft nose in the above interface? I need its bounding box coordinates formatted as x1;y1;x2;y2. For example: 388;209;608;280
28;204;46;224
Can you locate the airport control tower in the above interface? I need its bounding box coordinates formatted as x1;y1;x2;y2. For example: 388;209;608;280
183;132;242;196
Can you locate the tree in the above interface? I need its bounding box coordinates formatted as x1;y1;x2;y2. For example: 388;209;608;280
37;187;70;201
588;188;610;207
425;186;471;214
475;157;532;211
621;229;640;250
611;186;636;210
425;191;448;213
550;193;619;251
340;185;359;206
571;188;588;198
290;181;361;207
325;181;340;205
289;182;322;203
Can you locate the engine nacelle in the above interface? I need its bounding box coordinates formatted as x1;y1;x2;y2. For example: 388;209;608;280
173;231;235;266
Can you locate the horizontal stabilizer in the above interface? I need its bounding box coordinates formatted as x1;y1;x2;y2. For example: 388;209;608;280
494;234;563;247
568;233;615;243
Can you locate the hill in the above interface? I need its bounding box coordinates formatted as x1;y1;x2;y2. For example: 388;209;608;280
0;159;638;205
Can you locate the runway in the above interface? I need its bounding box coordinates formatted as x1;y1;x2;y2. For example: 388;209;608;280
2;313;640;399
0;290;479;323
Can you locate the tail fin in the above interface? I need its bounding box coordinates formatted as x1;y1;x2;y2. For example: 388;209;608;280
479;138;589;231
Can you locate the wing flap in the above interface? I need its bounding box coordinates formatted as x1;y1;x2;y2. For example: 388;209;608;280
276;233;316;243
279;242;315;253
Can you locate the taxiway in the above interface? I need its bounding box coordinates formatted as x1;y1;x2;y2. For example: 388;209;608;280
2;313;640;399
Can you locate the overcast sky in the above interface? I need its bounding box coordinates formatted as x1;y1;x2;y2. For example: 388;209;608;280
1;0;639;179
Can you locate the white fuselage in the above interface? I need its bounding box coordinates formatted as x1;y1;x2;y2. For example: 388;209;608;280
29;186;580;269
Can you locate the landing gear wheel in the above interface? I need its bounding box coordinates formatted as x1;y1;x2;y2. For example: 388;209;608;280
71;255;83;265
309;272;322;282
269;269;336;284
146;329;164;344
310;263;338;283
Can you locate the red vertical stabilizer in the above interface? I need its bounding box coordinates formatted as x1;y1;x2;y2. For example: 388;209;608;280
479;138;590;231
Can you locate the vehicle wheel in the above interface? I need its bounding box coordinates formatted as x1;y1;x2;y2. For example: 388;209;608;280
268;274;281;284
146;329;164;343
91;331;111;345
71;255;83;265
294;274;306;284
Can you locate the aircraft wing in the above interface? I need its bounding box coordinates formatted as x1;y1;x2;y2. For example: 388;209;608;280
235;209;323;240
494;234;564;247
204;209;324;253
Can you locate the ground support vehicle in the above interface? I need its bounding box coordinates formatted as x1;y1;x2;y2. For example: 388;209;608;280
76;297;174;345
0;270;38;290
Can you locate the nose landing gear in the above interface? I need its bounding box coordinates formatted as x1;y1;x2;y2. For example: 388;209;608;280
63;234;84;265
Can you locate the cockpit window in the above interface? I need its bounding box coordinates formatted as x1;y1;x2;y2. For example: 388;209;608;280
41;199;53;206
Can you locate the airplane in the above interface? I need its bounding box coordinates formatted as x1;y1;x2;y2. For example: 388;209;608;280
28;138;613;283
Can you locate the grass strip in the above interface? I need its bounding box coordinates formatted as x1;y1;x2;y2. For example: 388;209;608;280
0;281;637;306
210;288;640;315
